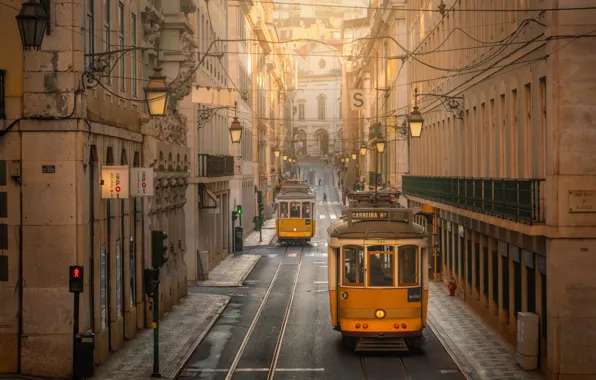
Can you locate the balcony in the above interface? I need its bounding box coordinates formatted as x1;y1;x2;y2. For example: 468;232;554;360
402;176;545;225
198;154;234;177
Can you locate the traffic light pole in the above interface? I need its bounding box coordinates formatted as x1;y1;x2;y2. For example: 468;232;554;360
72;291;79;379
151;275;160;377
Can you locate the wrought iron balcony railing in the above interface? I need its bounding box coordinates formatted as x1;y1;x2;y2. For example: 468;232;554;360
198;154;234;177
402;176;545;225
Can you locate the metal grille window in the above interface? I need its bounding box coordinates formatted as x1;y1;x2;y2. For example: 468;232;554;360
103;0;111;85
118;1;125;91
0;70;5;119
131;13;137;97
86;0;95;68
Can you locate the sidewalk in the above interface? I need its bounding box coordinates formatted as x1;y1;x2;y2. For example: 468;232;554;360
92;253;258;380
193;253;260;287
427;281;545;380
243;217;276;246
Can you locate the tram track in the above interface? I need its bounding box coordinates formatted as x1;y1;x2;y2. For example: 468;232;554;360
224;245;305;380
358;355;413;380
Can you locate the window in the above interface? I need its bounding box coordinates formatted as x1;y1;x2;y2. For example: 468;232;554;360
290;201;301;218
368;245;395;287
343;246;364;286
298;103;305;120
302;202;311;219
131;13;137;97
99;244;108;330
118;1;125;91
86;0;95;68
103;0;111;85
398;245;419;286
279;202;288;218
0;70;5;119
317;95;326;120
116;240;123;317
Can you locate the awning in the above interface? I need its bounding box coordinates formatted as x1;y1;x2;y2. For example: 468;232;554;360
199;184;219;209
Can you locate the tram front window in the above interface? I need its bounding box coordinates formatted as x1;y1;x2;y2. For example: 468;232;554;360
368;245;395;287
302;202;311;219
342;246;364;286
398;245;419;286
290;202;301;218
280;202;289;218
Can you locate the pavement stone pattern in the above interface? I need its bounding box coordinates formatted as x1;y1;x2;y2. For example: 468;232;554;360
243;218;276;247
193;253;261;287
93;293;229;380
427;281;545;380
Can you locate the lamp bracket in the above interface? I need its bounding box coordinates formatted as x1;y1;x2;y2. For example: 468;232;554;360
83;47;151;87
417;92;464;120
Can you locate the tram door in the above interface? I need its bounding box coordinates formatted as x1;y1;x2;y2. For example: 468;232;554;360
302;201;312;234
367;245;396;287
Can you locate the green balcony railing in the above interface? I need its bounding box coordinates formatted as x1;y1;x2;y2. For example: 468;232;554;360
402;176;545;225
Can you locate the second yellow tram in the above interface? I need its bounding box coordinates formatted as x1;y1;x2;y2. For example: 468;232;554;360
327;191;429;351
275;180;316;244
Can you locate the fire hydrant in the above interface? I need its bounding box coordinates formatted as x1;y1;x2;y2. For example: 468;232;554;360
448;277;457;296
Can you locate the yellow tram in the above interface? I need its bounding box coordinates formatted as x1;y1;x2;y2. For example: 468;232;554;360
327;191;429;351
275;180;316;244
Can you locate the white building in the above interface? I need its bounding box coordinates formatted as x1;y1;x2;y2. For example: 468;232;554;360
294;42;343;158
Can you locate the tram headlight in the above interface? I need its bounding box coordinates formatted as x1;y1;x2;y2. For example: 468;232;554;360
374;309;386;319
293;227;297;231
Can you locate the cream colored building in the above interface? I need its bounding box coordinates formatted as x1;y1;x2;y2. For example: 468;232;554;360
402;1;596;379
341;1;408;195
0;0;196;377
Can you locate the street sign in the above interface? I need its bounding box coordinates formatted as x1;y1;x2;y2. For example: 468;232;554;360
101;166;130;199
130;168;154;197
349;89;365;111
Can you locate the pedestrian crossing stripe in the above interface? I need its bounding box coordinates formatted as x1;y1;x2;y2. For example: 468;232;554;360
330;215;337;219
306;253;328;257
319;215;326;219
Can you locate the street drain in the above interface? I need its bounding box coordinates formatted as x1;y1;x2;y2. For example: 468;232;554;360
439;369;459;374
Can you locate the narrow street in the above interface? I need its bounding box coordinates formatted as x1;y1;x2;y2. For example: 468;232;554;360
179;164;464;380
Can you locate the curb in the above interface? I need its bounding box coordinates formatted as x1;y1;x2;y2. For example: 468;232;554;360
236;254;261;286
169;298;231;380
427;316;475;380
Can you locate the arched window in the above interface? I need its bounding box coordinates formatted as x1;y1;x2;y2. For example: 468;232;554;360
318;94;326;120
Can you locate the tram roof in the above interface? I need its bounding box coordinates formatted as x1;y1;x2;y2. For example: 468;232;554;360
276;191;316;200
327;207;425;239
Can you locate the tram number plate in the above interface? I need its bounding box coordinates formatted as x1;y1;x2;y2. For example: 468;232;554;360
407;287;421;302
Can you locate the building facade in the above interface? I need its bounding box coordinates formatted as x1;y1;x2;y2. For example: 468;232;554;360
0;0;195;376
184;0;234;282
341;0;408;197
402;1;596;379
293;42;343;160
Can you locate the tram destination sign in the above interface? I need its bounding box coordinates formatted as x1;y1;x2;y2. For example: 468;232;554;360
347;208;413;224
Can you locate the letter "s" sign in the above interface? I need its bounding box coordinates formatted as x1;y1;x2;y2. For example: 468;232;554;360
349;90;365;110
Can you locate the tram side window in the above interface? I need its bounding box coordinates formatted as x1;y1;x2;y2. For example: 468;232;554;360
290;201;301;218
302;202;311;219
343;246;364;286
398;245;419;286
368;245;395;287
280;202;289;218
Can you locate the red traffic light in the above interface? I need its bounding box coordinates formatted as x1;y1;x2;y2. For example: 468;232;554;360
69;265;84;281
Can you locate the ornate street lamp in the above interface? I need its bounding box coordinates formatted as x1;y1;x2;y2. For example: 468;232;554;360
16;0;49;51
376;138;386;153
229;117;243;143
341;157;345;163
144;67;170;117
282;154;288;161
408;88;424;138
351;152;357;160
360;145;367;156
274;146;281;158
345;156;350;163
